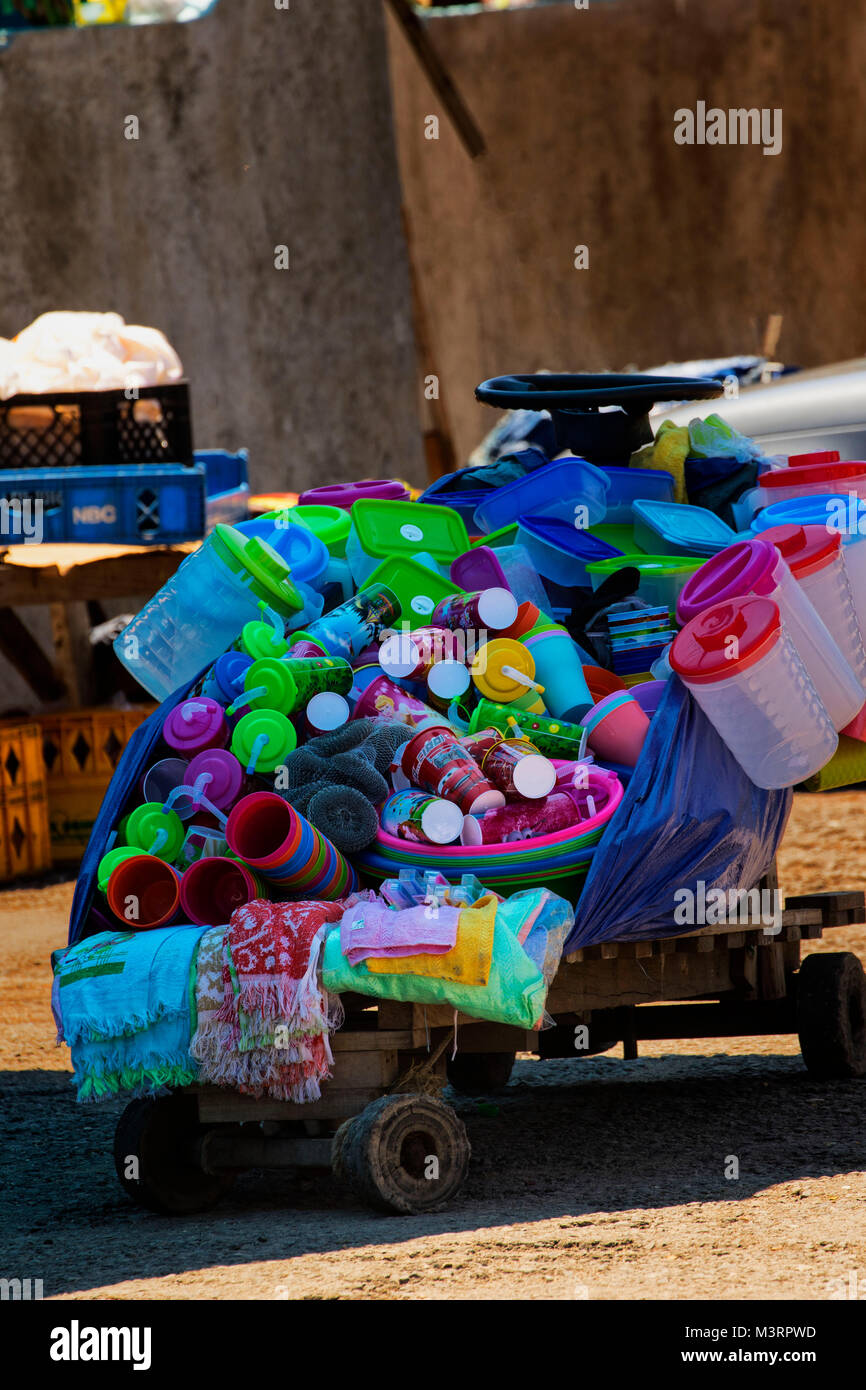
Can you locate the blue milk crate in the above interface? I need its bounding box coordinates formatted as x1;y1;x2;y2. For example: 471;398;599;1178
0;450;248;546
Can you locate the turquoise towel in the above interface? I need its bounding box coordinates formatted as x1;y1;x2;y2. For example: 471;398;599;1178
53;926;206;1103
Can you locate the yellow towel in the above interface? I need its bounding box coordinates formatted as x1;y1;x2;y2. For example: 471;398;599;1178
631;420;690;504
366;894;497;987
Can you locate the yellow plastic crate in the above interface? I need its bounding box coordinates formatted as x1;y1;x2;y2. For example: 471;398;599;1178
0;724;52;881
37;707;155;865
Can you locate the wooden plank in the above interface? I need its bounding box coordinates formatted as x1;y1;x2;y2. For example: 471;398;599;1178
0;544;189;606
196;1086;382;1124
758;943;787;1001
332;1029;415;1052
49;602;93;708
546;948;737;1013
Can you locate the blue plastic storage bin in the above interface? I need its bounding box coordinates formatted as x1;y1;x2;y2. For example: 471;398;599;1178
473;457;610;534
0;450;248;546
517;516;623;585
597;466;675;523
631;499;737;557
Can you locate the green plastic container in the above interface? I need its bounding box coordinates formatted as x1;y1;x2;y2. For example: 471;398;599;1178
588;522;643;554
365;555;467;623
585;553;704;613
285;504;352;557
347;499;469;585
470;523;519;549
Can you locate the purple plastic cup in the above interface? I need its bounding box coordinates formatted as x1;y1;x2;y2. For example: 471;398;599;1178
450;545;511;594
631;680;667;719
162;697;229;755
186;749;246;811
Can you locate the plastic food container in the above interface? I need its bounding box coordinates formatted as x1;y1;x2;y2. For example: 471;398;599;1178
365;555;468;623
677;539;865;731
596;466;675;523
419;469;491;531
670;595;838;789
759;525;866;692
287;504;352;557
516;517;623;586
472;457;610;534
632;499;738;557
755;461;866;509
299;479;410;509
114;525;303;702
586;554;704;613
346;499;469;587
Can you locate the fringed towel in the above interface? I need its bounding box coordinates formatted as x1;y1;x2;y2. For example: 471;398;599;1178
53;926;206;1103
192;900;344;1103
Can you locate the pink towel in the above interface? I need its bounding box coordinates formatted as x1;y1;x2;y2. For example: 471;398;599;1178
340;901;459;967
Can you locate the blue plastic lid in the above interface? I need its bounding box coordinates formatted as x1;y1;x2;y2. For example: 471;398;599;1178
519;515;624;562
750;493;866;545
632;499;737;555
235;515;329;585
214;650;253;698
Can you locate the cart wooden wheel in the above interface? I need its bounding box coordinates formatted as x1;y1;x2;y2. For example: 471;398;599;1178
446;1050;516;1094
113;1094;234;1215
332;1093;471;1214
797;952;866;1079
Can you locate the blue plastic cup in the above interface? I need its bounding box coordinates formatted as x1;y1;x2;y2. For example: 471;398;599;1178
523;627;593;721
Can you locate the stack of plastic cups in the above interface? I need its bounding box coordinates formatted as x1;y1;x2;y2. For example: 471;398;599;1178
106;854;181;929
521;621;594;721
225;792;357;900
179;856;263;926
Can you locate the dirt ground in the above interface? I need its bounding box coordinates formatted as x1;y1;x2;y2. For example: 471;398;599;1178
2;792;866;1301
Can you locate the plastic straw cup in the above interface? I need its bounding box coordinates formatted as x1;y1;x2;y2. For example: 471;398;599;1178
670;595;838;789
186;749;245;811
351;673;445;729
231;655;352;717
97;846;146;895
379;789;466;845
583;692;650;767
123;802;186;860
201;651;254;707
522;626;593;720
230;710;297;774
304;691;350;735
468;699;586;759
179;856;262;926
106;854;180;929
162;697;229;756
470;637;546;713
139;757;190;808
286;632;328;658
225;791;355;898
234;616;289;662
302;582;401;659
400;725;505;814
677;537;865;732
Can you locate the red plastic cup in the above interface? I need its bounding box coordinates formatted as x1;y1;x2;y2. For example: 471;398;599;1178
106;854;180;929
179;856;262;926
401;724;504;814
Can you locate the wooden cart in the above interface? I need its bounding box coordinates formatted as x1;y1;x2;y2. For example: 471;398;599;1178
113;886;866;1216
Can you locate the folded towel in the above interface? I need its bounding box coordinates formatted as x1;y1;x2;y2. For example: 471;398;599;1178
365;894;497;987
339;901;460;967
53;925;206;1103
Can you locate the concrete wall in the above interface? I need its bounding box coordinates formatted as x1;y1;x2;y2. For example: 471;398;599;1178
0;0;424;493
387;0;866;462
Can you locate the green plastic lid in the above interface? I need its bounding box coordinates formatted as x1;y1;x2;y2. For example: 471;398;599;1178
124;803;185;861
585;553;704;577
365;555;467;623
211;525;303;614
471;523;519;549
97;846;145;894
243;658;297;714
231;709;297;772
287;504;351;557
351;499;469;566
239;620;289;662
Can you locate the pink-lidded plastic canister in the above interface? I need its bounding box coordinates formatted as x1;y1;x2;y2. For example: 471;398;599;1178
677;538;865;731
759;525;866;694
670;594;838;789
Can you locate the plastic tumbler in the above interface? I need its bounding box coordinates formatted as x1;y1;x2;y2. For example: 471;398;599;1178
351;673;445;730
522;625;594;721
301;582;401;660
670;595;838;789
162;698;229;757
179;856;263;926
582;692;650;767
303;691;351;735
400;725;505;814
123;803;186;861
225;791;356;898
470;638;546;714
230;710;297;774
139;757;190;808
97;846;146;895
379;789;466;845
468;698;586;759
378;627;457;680
231;655;352;717
106;854;180;929
677;537;865;731
431;587;519;639
462;730;556;799
186;749;246;811
759;525;866;693
201;651;254;707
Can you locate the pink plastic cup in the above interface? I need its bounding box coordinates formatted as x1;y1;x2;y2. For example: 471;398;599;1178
583;692;650;766
179;856;262;926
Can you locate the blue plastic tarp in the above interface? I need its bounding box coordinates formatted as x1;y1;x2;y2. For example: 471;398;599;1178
564;677;792;951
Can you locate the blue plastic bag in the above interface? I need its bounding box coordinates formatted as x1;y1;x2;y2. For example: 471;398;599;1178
564;677;792;951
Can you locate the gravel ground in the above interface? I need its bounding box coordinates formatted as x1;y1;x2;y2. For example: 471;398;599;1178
1;792;865;1301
